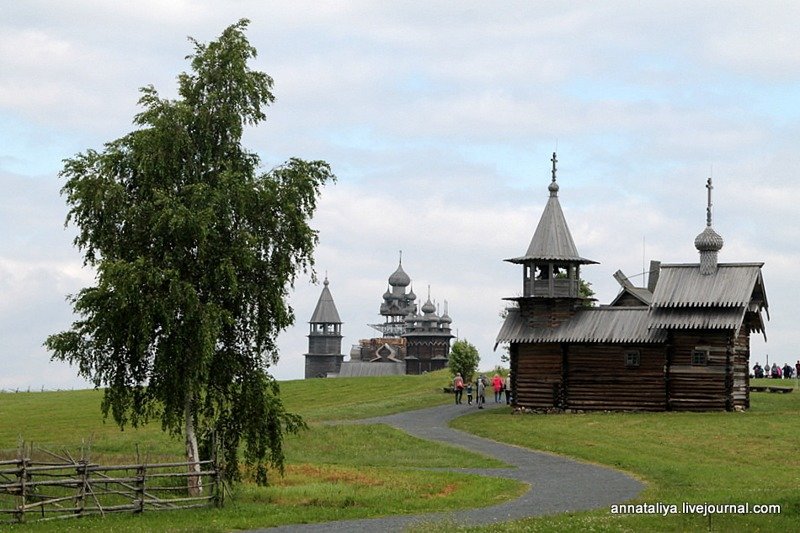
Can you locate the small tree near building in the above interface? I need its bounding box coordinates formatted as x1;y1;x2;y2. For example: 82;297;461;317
449;339;480;384
46;20;331;493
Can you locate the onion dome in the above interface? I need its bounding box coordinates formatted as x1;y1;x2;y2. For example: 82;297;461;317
388;262;411;287
695;177;724;275
421;298;436;315
440;312;452;324
407;285;417;301
383;286;393;301
694;226;724;252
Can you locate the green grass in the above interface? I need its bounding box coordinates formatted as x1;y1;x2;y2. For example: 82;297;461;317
3;373;797;531
447;378;800;532
1;370;525;531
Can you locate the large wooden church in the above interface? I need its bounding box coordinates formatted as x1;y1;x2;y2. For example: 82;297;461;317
496;154;769;411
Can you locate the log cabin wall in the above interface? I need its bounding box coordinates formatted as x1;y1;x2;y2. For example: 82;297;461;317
668;330;733;411
519;299;579;329
514;343;563;409
565;344;667;411
733;327;751;410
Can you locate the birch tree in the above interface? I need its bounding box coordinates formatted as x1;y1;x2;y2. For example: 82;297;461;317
46;19;330;492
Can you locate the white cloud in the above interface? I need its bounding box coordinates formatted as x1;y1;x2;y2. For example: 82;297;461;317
1;1;798;386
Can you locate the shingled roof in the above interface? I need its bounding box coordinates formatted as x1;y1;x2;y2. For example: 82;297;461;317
309;278;342;324
496;306;666;346
647;262;768;336
506;156;596;265
650;263;767;309
496;262;769;347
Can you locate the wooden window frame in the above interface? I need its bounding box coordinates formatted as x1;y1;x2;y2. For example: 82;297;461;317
691;348;709;366
625;350;640;368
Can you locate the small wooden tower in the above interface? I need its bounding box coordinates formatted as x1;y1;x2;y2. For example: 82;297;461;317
503;154;597;404
304;276;345;378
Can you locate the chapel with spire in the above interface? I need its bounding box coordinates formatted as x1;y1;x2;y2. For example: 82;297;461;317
304;276;345;378
497;156;768;411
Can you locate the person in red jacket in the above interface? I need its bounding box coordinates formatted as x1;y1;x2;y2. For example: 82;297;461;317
453;373;464;404
492;374;503;403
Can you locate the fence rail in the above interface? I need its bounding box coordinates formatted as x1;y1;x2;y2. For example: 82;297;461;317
0;445;223;524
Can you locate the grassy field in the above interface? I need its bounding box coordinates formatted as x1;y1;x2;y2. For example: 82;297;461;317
447;377;800;532
0;370;525;531
2;374;798;531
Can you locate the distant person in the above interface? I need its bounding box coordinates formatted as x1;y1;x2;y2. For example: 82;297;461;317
796;360;800;378
476;377;486;409
771;363;779;379
466;381;473;405
783;363;793;379
453;373;464;404
492;374;503;403
752;362;762;379
504;374;512;404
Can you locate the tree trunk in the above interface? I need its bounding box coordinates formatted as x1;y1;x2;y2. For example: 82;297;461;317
184;394;203;496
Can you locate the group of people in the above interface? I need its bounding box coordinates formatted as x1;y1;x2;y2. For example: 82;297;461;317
452;372;512;408
752;361;800;379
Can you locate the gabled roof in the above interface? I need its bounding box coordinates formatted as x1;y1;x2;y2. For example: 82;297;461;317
609;286;652;307
647;263;768;338
609;269;652;306
496;306;666;346
309;278;342;324
650;263;768;310
506;181;596;265
648;307;747;331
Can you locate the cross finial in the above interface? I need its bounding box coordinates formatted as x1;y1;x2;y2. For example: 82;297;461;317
551;152;558;182
706;177;713;227
399;250;402;265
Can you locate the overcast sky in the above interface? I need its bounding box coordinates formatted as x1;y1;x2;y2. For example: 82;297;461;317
2;1;798;389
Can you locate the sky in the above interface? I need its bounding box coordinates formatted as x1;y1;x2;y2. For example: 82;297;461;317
2;1;799;390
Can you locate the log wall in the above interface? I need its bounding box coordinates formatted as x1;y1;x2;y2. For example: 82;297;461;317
511;332;749;412
668;331;734;411
514;343;562;409
566;345;667;411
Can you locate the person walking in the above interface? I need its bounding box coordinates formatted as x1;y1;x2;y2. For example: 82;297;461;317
466;382;474;405
476;377;486;409
504;373;512;404
492;373;503;403
453;373;464;404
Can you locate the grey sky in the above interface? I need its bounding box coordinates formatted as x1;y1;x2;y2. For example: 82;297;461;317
1;2;798;388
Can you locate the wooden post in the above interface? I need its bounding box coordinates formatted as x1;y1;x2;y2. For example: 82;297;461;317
665;333;673;411
560;343;569;409
15;442;28;524
135;465;146;513
75;461;87;517
725;336;733;411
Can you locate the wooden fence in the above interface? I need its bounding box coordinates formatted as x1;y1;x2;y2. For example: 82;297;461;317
0;445;224;524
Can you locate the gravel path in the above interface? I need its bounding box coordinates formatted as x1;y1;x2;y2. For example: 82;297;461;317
254;402;644;532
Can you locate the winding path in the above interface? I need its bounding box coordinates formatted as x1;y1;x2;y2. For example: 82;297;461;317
258;402;644;532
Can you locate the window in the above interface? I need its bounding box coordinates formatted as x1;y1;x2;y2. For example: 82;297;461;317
625;350;640;368
692;349;708;366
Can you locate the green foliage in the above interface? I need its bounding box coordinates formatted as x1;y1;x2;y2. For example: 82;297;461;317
448;339;480;384
45;19;331;483
578;278;595;304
